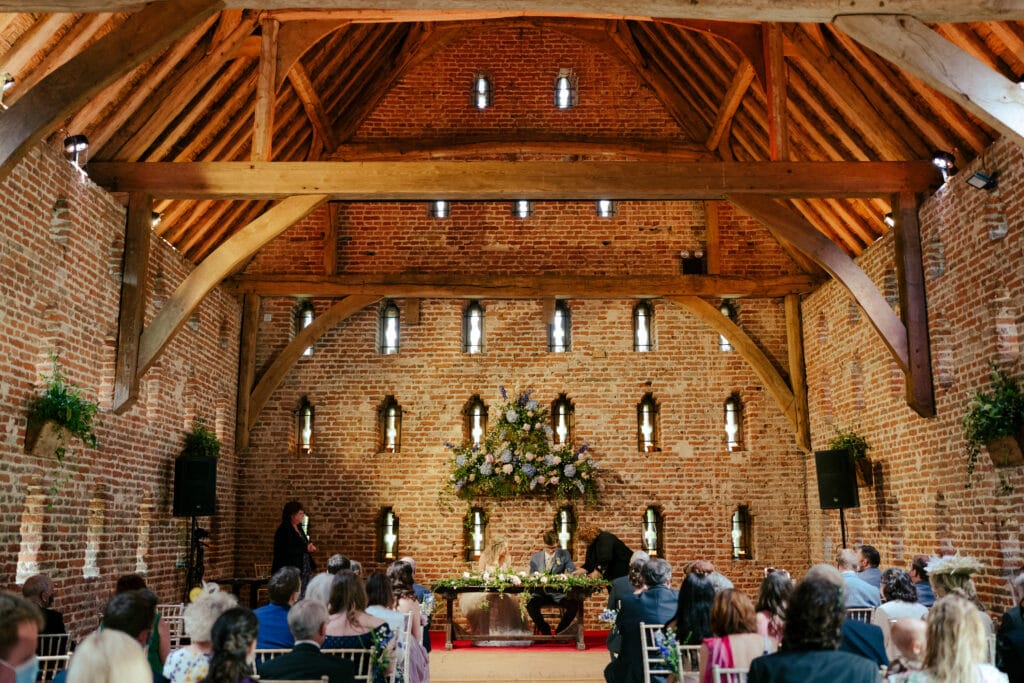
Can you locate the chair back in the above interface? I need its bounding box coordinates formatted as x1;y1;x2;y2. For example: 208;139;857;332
322;647;376;683
254;562;272;577
678;644;702;674
164;615;186;649
38;654;70;682
988;633;997;665
712;665;748;683
254;648;292;667
157;602;185;618
846;607;874;623
639;622;674;682
37;633;71;657
392;612;413;683
263;679;328;683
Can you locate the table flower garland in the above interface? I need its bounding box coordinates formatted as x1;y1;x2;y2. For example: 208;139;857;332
444;387;600;502
432;570;610;614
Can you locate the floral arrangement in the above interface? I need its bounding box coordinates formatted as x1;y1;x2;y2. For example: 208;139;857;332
419;592;435;626
369;625;394;682
432;569;609;594
444;387;599;501
597;608;618;624
653;627;680;676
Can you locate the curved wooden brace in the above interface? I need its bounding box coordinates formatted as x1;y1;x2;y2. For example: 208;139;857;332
0;0;223;179
139;194;329;374
275;19;350;90
658;19;767;86
247;295;379;431
667;295;799;439
729;195;910;373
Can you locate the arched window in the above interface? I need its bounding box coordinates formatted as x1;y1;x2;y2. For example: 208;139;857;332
596;200;616;218
551;394;575;446
463;395;488;447
472;71;493;109
731;505;752;559
554;506;576;557
549;301;571;352
295;300;315;356
641;506;664;557
724;394;743;451
719;300;737;352
633;301;653;352
429;200;450;218
380;301;400;354
464;507;487;561
463;301;484;354
637;393;660;452
513;200;532;219
296;396;314;454
379;396;402;453
377;507;399;562
553;68;578;109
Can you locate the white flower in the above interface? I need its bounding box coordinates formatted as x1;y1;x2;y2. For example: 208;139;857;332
463;571;470;578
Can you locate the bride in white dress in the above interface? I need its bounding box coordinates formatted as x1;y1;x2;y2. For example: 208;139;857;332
460;538;533;647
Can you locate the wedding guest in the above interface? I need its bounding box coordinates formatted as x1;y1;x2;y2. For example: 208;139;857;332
327;555;350;575
527;530;579;636
911;555;935;608
350;561;363;578
163;584;237;683
399;556;430;652
575;524;632;581
365;573;405;633
304;572;339;608
699;589;777;683
927;554;994;635
0;592;43;683
22;574;66;637
604;558;677;683
997;566;1024;682
886;618;927;676
200;607;258;683
856;544;883;588
114;576;170;681
66;630;152;683
272;501;317;590
756;569;793;647
606;551;649;658
324;572;391;683
257;600;354;683
669;570;715;646
254;567;300;649
872;568;928;661
387;561;429;683
803;565;887;667
837;549;880;608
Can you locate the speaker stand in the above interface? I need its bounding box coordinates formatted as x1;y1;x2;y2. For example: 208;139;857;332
183;516;209;602
839;507;848;548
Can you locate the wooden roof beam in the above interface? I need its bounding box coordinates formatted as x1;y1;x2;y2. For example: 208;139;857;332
87;160;941;200
288;63;338;151
707;61;755;151
836;14;1024;151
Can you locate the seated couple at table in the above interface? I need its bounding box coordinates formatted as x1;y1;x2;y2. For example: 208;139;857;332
460;531;581;644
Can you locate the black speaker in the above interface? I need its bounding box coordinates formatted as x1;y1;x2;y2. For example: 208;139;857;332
173;454;217;517
814;449;859;510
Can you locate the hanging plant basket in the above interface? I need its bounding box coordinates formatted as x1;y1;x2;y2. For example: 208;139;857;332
854;457;874;487
985;428;1024;468
24;419;68;457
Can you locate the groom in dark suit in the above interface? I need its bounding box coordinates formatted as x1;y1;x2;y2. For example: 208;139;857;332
258;599;355;683
526;530;579;635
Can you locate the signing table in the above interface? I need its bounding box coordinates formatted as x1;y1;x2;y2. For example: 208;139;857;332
432;574;608;650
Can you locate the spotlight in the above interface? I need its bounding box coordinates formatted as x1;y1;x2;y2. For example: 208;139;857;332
151;211;163;228
965;171;997;191
0;72;13;110
884;213;895;227
931;150;958;181
63;134;88;166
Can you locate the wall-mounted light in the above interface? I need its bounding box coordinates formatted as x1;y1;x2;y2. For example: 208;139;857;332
596;199;617;218
63;135;89;166
679;248;706;274
883;213;895;228
0;72;13;110
966;171;997;191
429;200;450;218
512;199;532;219
151;212;163;228
553;68;578;109
931;150;958;181
376;506;399;562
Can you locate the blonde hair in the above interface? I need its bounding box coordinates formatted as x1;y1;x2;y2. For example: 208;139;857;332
66;629;152;683
478;538;513;571
922;594;987;683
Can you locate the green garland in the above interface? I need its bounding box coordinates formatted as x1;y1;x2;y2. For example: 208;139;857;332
432;570;609;593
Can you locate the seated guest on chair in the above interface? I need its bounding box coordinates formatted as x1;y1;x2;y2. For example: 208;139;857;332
527;530;580;636
856;544;883;588
0;591;43;683
872;568;927;662
885;617;927;676
67;630;153;683
201;607;259;683
699;589;777;683
910;555;935;608
604;558;678;683
399;556;431;652
748;565;880;683
837;549;880;608
606;551;649;658
257;600;354;683
22;574;66;639
255;567;301;649
164;584;237;683
805;565;887;667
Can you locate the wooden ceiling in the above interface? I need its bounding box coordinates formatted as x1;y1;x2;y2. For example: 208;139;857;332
2;3;1023;263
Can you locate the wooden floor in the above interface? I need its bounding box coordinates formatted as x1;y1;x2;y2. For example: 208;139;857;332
430;645;610;683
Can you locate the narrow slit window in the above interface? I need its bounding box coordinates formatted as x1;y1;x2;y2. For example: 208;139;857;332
596;200;616;218
719;301;737;351
380;301;400;354
513;200;532;219
464;395;488;447
637;393;660;452
641;506;664;557
296;396;314;454
732;505;752;559
549;301;571;352
465;507;487;561
295;300;315;356
377;507;399;562
633;301;653;352
429;200;450;218
472;72;493;109
463;301;484;354
380;396;402;453
725;394;743;451
554;68;578;109
555;506;576;557
551;394;575;446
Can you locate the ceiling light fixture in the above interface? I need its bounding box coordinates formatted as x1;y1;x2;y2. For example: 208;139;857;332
931;150;958;181
883;213;895;228
63;134;89;166
0;72;13;110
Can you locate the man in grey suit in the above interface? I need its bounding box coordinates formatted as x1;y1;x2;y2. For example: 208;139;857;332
837;548;881;608
526;530;579;635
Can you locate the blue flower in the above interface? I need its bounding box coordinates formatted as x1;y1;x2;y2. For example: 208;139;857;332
480;463;493;476
456;455;467;467
526;399;539;411
564;464;576;477
501;450;513;463
499;386;507;400
454;480;464;492
544;454;556;466
444;441;456;449
505;409;518;422
577;444;589;454
522;464;537;477
576;481;585;493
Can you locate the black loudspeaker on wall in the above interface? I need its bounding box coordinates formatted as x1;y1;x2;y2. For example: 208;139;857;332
173;454;217;517
814;449;860;510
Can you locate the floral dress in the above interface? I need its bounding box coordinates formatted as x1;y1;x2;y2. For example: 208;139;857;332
162;648;211;683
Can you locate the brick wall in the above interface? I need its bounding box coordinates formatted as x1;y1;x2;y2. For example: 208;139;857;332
0;140;241;640
801;135;1024;617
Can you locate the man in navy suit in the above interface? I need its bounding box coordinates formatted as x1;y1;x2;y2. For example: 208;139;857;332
748;565;879;683
258;599;354;683
604;558;678;683
254;567;300;649
526;530;579;635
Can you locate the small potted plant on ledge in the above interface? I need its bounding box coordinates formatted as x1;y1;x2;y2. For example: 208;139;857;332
25;356;100;463
963;365;1024;481
183;417;221;459
827;425;872;486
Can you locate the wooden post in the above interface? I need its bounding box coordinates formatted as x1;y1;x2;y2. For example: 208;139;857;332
705;200;720;274
252;17;279;161
112;192;153;413
894;190;936;417
762;22;789;161
235;294;260;450
785;294;811;451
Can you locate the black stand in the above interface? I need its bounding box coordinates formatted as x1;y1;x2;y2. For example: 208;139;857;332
839;507;848;548
183;517;209;602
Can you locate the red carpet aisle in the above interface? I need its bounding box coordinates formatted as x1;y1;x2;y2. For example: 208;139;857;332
429;631;610;683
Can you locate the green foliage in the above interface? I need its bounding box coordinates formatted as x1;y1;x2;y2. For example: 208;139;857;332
183;417;221;458
963;365;1024;486
431;571;609;593
827;425;870;461
27;356;99;463
444;387;600;502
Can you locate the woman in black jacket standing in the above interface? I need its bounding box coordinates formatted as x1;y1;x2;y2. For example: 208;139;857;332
271;500;317;589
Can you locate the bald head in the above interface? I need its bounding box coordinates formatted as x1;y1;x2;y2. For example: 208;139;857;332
836;549;859;571
891;618;927;663
805;563;843;586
